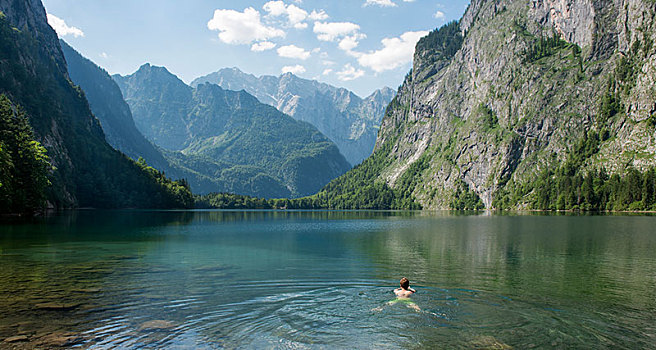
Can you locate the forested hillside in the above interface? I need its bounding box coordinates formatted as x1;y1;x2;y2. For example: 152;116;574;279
0;1;192;210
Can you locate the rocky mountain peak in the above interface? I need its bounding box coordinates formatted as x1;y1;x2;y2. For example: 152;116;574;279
347;0;656;210
191;69;396;165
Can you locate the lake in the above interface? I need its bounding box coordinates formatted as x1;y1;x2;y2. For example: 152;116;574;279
0;211;655;349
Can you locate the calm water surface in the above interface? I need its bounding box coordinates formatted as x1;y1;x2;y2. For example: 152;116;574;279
0;211;655;349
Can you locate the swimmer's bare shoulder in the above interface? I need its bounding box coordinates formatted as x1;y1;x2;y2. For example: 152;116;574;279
394;287;416;298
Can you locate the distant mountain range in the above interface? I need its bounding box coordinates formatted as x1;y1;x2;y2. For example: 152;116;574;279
112;64;351;198
192;68;395;165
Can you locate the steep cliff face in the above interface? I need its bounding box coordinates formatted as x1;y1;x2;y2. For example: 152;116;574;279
367;0;656;209
192;69;395;166
0;0;64;72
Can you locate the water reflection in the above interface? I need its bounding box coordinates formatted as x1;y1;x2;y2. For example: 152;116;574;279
0;211;654;348
353;215;656;347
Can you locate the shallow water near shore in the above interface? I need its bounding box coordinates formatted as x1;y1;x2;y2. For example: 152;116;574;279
1;210;655;349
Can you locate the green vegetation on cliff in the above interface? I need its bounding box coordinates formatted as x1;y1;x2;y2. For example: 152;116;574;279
0;95;50;214
416;20;463;62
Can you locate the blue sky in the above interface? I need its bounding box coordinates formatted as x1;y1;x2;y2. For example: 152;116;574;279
43;0;469;97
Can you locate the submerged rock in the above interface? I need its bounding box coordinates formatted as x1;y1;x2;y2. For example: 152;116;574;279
4;335;29;343
470;335;513;349
138;320;175;331
38;332;83;347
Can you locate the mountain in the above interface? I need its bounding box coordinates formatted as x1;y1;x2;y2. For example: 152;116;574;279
59;40;170;171
0;0;192;209
312;0;656;210
114;64;351;198
60;40;237;197
191;68;395;166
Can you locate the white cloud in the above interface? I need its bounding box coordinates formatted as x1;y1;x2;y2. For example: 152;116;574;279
322;68;333;75
277;45;311;60
336;64;365;81
322;60;336;66
308;10;329;21
281;65;306;75
46;14;84;38
263;1;309;29
338;34;366;52
99;52;108;59
434;10;446;21
251;41;277;52
357;30;428;72
364;0;397;7
207;7;285;44
313;21;366;53
263;1;287;16
313;21;361;42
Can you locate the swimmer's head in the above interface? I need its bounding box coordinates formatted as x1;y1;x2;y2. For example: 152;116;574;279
400;277;410;290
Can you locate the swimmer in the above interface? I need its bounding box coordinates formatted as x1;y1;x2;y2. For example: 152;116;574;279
392;277;420;311
373;277;420;312
394;277;416;298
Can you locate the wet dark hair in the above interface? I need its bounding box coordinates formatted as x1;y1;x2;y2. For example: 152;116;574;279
400;277;410;289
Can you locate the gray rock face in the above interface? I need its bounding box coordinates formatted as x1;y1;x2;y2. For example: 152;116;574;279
191;68;395;166
0;0;64;73
371;0;656;209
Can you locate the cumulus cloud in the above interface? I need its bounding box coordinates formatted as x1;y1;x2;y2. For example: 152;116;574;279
251;41;277;52
277;45;311;60
313;21;366;53
281;65;306;74
434;10;446;21
357;30;428;72
313;21;360;42
322;68;333;75
364;0;397;7
99;52;108;59
263;1;309;29
46;14;84;38
308;10;329;21
207;7;284;44
336;64;365;81
338;35;366;52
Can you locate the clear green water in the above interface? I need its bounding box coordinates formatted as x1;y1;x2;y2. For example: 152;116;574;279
0;211;655;349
